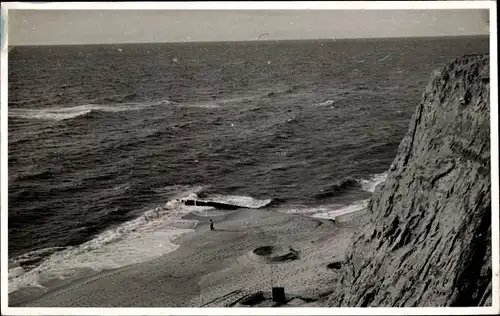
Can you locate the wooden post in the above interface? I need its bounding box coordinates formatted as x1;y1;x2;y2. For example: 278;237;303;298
270;264;273;289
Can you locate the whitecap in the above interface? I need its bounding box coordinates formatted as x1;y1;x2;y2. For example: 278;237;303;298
317;100;335;106
8;102;156;121
311;200;369;220
8;187;209;294
360;172;388;193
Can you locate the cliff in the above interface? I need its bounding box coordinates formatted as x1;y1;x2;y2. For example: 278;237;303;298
324;54;491;307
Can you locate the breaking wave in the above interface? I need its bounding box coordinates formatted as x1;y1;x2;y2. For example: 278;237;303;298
360;172;388;193
316;100;336;106
314;177;362;199
314;172;388;199
8;102;156;121
8;187;274;296
310;200;370;220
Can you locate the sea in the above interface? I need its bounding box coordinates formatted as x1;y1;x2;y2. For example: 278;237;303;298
7;36;489;293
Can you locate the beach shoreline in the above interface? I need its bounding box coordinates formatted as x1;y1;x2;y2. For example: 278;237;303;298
11;207;367;307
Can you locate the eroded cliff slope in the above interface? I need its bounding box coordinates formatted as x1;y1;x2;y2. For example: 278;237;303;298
325;54;491;307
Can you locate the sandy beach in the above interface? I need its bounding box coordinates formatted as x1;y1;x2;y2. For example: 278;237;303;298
12;208;366;307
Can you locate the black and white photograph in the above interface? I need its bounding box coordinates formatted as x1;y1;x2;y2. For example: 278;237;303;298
1;1;498;314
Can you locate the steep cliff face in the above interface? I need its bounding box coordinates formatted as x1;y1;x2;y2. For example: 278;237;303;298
325;55;491;307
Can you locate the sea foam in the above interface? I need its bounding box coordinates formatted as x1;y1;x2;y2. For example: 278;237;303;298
360;172;388;193
8;102;156;121
8;188;273;295
8;189;204;294
282;173;388;220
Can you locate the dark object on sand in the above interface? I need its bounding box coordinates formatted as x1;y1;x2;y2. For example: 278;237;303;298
249;245;299;263
210;219;215;231
180;198;240;210
240;291;265;305
272;287;286;303
327;261;342;270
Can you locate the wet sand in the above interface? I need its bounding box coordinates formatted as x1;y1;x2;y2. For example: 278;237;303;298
13;208;366;307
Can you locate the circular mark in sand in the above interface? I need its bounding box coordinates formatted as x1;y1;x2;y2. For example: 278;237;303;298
253;246;275;256
249;245;299;263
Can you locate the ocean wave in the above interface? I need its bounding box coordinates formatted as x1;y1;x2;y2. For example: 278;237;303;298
184;102;221;109
314;172;388;199
8;201;197;294
8;103;155;121
110;182;132;193
166;96;254;109
157;99;177;106
316;100;336;106
180;193;273;209
314;177;362;199
265;85;301;97
9;246;68;271
360;172;388;193
157;98;220;109
152;184;205;195
8;187;273;296
311;199;369;220
15;168;61;182
159;89;298;110
280;200;369;221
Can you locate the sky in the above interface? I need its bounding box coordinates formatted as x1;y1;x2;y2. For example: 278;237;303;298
8;9;490;46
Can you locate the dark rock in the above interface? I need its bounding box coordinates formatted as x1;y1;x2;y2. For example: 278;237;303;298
180;199;240;210
239;291;265;306
323;55;491;307
327;262;342;270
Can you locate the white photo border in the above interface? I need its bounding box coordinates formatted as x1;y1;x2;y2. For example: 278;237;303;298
1;1;498;315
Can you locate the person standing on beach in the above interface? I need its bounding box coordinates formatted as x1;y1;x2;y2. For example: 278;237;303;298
210;219;215;231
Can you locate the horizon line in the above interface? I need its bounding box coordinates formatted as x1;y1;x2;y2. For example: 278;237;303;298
9;34;489;48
